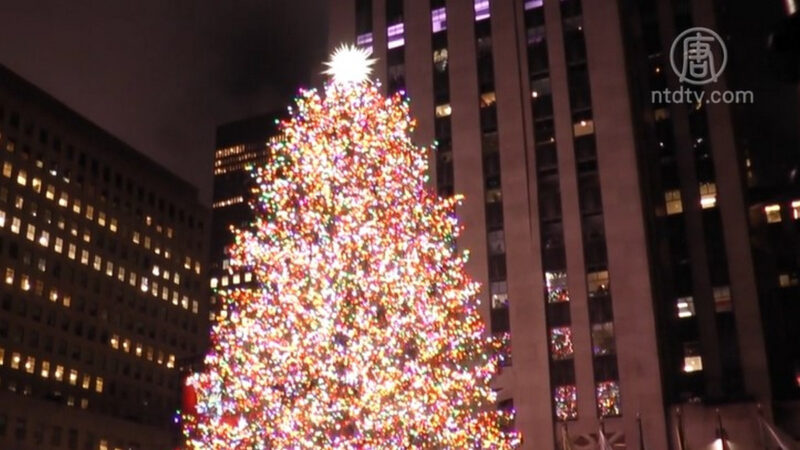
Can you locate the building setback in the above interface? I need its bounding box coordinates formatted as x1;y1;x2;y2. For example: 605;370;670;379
0;64;210;449
329;0;799;448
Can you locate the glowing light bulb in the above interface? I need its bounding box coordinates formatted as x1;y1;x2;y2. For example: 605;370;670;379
323;44;377;85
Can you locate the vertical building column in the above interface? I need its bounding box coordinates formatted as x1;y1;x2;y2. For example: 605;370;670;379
447;0;490;324
691;0;772;408
491;1;555;448
372;0;388;93
327;0;355;53
581;1;669;447
403;0;436;188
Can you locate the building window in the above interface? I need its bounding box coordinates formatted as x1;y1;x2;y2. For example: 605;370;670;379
683;342;703;372
573;119;594;137
677;296;695;318
587;270;609;297
554;385;578;421
490;281;508;309
10;352;21;369
488;230;505;255
550;327;574;360
665;189;683;215
713;286;732;312
435;104;452;118
778;273;798;287
765;204;782;223
546;271;569;303
387;22;405;49
699;182;717;209
791;200;800;220
596;381;622;417
431;6;447;32
54;365;64;381
16;170;27;186
474;0;490;20
591;322;615;356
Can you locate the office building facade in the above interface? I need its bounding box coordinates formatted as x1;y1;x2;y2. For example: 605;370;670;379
329;0;799;448
0;65;210;449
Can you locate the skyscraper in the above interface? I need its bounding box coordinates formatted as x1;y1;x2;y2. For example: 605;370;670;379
0;65;210;449
329;0;800;448
209;113;281;312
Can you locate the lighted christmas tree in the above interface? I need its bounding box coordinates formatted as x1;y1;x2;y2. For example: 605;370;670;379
183;45;521;449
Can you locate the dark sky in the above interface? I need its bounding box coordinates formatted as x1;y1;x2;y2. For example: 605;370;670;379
0;0;329;204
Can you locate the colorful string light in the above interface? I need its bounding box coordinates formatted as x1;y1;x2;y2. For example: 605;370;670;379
183;68;521;448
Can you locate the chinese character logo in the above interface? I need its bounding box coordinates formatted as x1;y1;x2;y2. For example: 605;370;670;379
669;27;728;85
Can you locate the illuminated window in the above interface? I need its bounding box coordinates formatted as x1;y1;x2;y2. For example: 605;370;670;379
140;277;149;293
54;365;64;381
221;276;229;287
554;385;578;421
433;48;448;72
80;398;88;409
14;195;23;209
0;209;5;227
135;343;143;357
545;271;569;303
100;440;108;450
596;381;622;417
24;356;35;374
68;244;76;260
72;199;81;214
152;265;160;276
665;190;682;215
11;352;21;369
129;272;137;286
49;289;58;302
83;230;91;243
591;322;616;356
683;342;703;373
2;162;11;177
167;354;176;369
122;339;131;353
192;300;199;314
16;169;27;186
549;327;574;360
480;92;496;108
80;250;89;265
654;107;670;121
474;0;490;20
45;185;55;200
95;377;104;393
98;211;106;226
117;266;125;281
110;335;119;349
26;223;36;241
573;119;594;137
181;295;189;308
82;374;91;389
109;218;118;232
387;22;405;49
490;281;508;309
62;296;71;307
435;104;452;118
195;262;201;274
166;227;173;238
146;215;153;226
184;256;192;269
85;205;94;220
54;237;63;253
144;236;151;249
132;231;140;244
587;270;609;297
244;272;253;283
105;262;113;277
69;369;78;385
780;272;799;287
146;346;154;361
174;272;181;284
699;182;717;209
31;177;42;193
0;347;4;366
41;360;50;378
93;256;102;271
5;268;14;284
792;201;800;220
58;192;68;207
38;230;49;247
20;274;31;291
765;204;782;223
677;296;695;318
431;6;447;32
232;274;241;285
713;286;732;312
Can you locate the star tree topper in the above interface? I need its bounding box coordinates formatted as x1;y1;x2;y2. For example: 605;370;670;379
323;43;377;84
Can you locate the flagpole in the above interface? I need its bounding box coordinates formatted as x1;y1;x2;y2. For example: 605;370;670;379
716;409;729;450
757;404;768;450
676;407;685;450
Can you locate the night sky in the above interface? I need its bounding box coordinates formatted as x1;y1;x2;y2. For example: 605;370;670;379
0;0;329;204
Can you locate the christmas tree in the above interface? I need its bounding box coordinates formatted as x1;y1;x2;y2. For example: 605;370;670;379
183;45;521;449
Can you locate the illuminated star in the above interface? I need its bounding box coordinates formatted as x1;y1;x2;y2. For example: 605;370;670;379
322;44;377;85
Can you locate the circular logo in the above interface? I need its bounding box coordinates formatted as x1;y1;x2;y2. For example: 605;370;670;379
669;27;728;85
